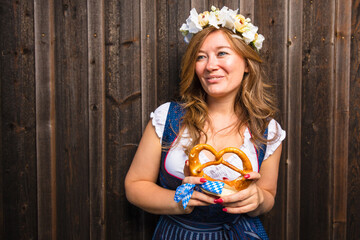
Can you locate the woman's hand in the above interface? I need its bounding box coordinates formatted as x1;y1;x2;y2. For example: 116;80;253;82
218;172;264;214
180;160;217;214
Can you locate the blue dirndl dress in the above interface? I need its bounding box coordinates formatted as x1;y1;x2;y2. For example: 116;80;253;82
152;102;269;240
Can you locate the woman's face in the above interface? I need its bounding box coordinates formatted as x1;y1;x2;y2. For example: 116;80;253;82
195;30;248;101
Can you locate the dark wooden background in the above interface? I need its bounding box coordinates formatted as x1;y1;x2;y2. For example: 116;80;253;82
1;0;359;239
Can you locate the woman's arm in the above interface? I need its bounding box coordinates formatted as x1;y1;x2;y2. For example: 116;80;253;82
125;121;215;215
220;143;282;216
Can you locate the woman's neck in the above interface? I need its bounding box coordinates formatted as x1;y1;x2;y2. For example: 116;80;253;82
206;95;239;133
206;95;236;116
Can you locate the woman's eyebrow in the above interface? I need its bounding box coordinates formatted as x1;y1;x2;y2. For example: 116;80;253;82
198;46;232;53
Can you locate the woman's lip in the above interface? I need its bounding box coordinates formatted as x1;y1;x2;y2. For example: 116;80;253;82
206;75;224;79
205;76;224;82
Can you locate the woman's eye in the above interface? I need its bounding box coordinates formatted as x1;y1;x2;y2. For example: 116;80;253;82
218;51;228;56
196;55;206;61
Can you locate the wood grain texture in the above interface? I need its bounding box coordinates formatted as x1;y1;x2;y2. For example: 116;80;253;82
104;0;143;239
140;0;157;130
208;0;237;9
333;0;351;238
53;0;90;239
156;0;170;104
286;0;303;239
348;0;360;239
240;0;254;19
256;1;287;239
191;0;207;11
88;0;106;239
0;1;37;239
34;0;56;239
301;1;335;239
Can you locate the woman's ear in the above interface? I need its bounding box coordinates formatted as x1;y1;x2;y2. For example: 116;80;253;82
245;66;249;73
245;60;249;73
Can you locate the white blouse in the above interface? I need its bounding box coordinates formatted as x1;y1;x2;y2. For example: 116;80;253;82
150;102;286;181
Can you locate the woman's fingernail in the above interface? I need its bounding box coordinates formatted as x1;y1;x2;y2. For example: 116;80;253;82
223;177;228;180
214;198;223;204
222;208;228;212
244;174;250;179
185;160;189;164
200;178;207;183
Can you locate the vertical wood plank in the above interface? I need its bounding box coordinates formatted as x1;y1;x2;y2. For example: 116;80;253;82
239;0;254;19
208;0;238;9
286;0;302;239
191;0;207;11
333;0;351;239
156;0;187;104
141;0;157;130
88;0;106;239
156;0;171;104
348;0;360;239
256;0;287;239
178;1;192;76
301;1;335;239
104;1;122;238
53;1;90;238
34;0;57;239
105;0;142;239
0;81;2;238
140;1;160;237
0;1;37;239
167;0;184;102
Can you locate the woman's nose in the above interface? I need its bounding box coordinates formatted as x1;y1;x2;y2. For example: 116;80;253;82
205;56;219;71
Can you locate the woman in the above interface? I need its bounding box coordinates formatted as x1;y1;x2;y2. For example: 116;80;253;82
125;6;286;239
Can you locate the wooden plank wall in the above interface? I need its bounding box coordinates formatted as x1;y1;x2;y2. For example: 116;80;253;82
0;0;359;239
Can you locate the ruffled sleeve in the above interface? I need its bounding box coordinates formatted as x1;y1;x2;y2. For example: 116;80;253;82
264;119;286;160
150;102;170;144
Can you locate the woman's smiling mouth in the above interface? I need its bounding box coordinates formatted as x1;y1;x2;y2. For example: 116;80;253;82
205;75;224;83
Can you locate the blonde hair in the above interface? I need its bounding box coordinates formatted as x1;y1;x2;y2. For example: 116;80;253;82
179;26;277;153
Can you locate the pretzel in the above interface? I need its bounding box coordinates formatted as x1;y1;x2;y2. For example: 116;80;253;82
188;144;253;196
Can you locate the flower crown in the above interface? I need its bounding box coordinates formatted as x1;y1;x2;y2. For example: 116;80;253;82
180;6;265;51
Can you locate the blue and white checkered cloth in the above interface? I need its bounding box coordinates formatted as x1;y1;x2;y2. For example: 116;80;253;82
174;181;225;209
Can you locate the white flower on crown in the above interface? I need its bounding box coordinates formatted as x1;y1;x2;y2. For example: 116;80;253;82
241;23;258;44
180;6;265;51
234;14;251;33
180;8;202;43
254;33;265;50
220;7;238;30
198;11;210;27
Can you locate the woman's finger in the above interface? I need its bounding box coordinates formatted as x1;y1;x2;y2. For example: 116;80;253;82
222;193;257;208
183;160;190;176
220;182;259;204
222;202;259;214
187;197;213;207
192;189;217;204
182;176;208;185
243;171;261;180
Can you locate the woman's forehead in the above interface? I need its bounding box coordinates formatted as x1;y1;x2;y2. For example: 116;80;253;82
200;31;232;49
